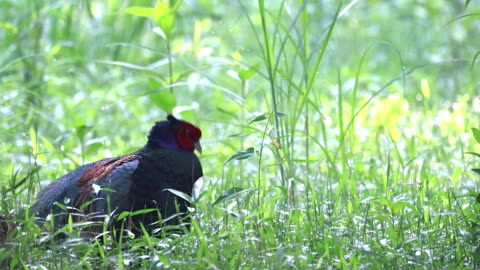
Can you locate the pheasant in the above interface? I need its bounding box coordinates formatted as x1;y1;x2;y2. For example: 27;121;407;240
30;115;203;236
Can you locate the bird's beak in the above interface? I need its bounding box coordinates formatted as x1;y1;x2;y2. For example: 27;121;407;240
194;141;202;154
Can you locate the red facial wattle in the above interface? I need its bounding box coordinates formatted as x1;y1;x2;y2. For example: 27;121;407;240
177;124;202;153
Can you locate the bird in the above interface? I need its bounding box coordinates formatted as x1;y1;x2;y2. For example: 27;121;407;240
30;115;203;237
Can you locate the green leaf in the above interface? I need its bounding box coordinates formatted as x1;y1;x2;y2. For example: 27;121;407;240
123;0;180;40
165;188;193;204
212;187;259;206
130;208;158;217
123;6;155;18
75;125;91;142
86;142;103;156
390;201;409;215
117;211;131;221
153;0;175;39
465;0;471;8
53;202;67;211
465;151;480;158
151;90;176;114
224;147;255;165
212;187;246;205
249;114;267;124
228;133;246;138
471;168;480;176
40;137;55;153
177;109;194;123
239;68;256;81
470;50;480;71
472;128;480;144
29;126;38;156
78;200;93;210
153;1;169;21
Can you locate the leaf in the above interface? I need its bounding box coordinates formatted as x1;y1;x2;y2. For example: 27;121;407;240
123;0;179;40
471;168;480;176
420;79;430;99
41;136;55;153
78;200;93;210
75;125;92;142
403;151;429;168
472;128;480;144
470;50;480;71
165;188;193;204
153;26;167;39
175;109;194;123
153;0;175;39
6;165;41;193
228;133;246;138
224;147;255;165
213;187;259;206
390;201;410;215
129;208;158;217
151;90;176;113
465;0;471;8
117;211;131;221
239;68;256;81
86;142;104;156
212;187;246;205
53;202;67;211
48;44;61;58
29;126;38;156
101;187;116;193
465;151;480;158
249;114;267;124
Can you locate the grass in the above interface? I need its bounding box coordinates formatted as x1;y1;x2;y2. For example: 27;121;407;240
1;0;480;269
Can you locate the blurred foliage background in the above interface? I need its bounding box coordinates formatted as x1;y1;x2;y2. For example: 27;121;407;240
1;0;478;182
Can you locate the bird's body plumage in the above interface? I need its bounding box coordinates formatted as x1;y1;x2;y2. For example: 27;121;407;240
30;115;203;236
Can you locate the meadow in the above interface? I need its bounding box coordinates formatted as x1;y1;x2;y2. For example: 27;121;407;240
1;0;480;269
